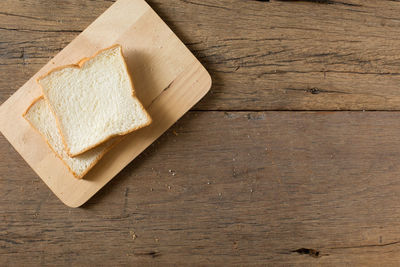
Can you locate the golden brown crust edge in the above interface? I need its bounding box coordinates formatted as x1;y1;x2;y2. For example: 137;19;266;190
77;136;123;178
37;44;152;158
22;96;121;179
23;96;81;178
36;44;121;82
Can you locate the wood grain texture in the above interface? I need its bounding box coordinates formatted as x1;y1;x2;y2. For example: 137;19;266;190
2;0;400;266
3;111;400;265
2;0;400;110
0;0;211;207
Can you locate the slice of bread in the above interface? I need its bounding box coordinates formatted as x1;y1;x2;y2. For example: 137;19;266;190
38;45;151;157
23;96;118;178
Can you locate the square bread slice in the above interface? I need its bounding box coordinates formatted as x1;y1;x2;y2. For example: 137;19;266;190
23;96;118;179
37;45;151;157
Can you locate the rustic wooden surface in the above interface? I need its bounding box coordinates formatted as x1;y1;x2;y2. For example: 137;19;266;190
2;0;400;265
0;0;211;208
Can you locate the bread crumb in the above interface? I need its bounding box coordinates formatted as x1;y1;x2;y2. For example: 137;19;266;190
130;231;137;240
150;188;154;191
173;130;178;136
168;169;176;176
168;185;171;190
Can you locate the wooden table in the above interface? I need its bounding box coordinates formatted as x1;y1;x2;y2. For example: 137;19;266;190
2;0;400;265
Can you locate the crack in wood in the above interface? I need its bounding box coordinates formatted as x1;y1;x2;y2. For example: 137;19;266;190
285;87;351;95
134;251;161;258
292;248;322;258
258;70;400;78
179;0;230;11
0;11;54;22
0;27;81;33
292;240;400;258
330;240;400;249
0;238;24;245
148;80;174;108
274;0;362;7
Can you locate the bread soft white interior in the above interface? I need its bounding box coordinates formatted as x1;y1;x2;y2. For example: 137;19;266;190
38;45;151;157
24;97;116;178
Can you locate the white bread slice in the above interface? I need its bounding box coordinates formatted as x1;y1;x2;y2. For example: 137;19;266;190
37;45;151;157
23;96;118;179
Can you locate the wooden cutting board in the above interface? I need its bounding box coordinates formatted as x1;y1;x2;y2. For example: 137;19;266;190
0;0;211;207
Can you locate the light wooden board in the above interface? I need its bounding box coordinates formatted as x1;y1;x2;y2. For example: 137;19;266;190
0;0;211;207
